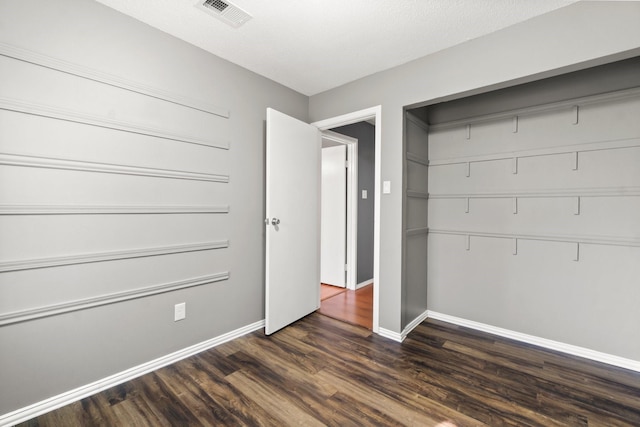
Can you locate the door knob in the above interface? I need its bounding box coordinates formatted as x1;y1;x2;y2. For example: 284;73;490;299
271;218;280;226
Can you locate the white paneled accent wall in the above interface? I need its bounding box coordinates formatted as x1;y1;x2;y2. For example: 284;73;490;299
0;0;307;417
0;42;231;330
427;88;640;361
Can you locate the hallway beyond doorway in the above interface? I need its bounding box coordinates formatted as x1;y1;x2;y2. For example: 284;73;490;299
320;283;346;300
318;284;373;329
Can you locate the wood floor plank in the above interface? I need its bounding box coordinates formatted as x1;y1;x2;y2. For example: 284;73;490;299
225;370;326;427
323;391;406;427
302;316;588;425
413;329;640;425
292;323;491;426
402;336;594;426
251;333;326;373
318;284;373;329
186;354;282;426
18;313;640;426
230;338;338;399
541;360;640;408
125;392;173;427
394;347;560;426
225;349;340;421
156;363;240;426
320;283;347;300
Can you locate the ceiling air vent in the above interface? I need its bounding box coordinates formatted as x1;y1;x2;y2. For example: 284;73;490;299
194;0;252;28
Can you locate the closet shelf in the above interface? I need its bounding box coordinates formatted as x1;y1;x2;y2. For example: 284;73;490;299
428;137;640;167
406;152;429;166
429;86;640;131
428;228;640;248
428;187;640;199
406;190;429;199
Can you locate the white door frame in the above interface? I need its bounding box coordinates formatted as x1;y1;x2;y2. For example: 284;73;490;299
321;130;358;290
312;105;381;333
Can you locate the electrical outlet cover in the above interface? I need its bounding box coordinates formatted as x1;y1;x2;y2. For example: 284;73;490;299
174;302;186;321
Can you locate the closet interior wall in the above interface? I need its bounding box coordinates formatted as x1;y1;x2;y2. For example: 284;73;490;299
415;56;640;362
401;114;430;329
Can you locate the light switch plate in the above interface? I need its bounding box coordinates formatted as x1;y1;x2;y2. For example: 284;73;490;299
362;189;367;199
383;181;391;194
174;302;186;321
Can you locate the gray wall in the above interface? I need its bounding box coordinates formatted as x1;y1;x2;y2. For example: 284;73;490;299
0;0;307;416
422;56;640;125
418;58;640;350
331;123;375;284
309;1;640;335
425;74;640;360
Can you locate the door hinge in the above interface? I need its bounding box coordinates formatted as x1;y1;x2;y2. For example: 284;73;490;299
345;160;349;168
344;263;348;271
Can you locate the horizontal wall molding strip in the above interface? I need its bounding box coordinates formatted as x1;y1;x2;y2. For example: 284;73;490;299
430;86;640;131
0;97;229;150
406;190;429;199
0;204;229;215
429;228;640;248
429;186;640;199
429;137;640;167
406;152;429;166
0;240;229;273
0;319;264;426
0;272;230;327
427;311;640;373
406;227;429;236
0;42;229;118
0;152;229;183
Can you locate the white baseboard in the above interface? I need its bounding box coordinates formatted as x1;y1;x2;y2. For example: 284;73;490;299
378;327;403;342
427;311;640;373
0;319;265;427
355;279;373;290
402;309;430;341
377;309;430;343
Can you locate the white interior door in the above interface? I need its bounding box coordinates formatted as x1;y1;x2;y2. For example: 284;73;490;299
265;108;321;335
321;145;347;287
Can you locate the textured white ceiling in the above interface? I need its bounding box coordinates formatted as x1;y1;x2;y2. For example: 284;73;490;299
94;0;579;96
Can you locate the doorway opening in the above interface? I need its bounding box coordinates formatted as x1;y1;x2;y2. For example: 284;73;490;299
312;106;381;333
320;131;358;290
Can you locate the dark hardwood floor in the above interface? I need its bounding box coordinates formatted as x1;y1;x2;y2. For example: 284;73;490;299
19;313;640;426
318;284;373;329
